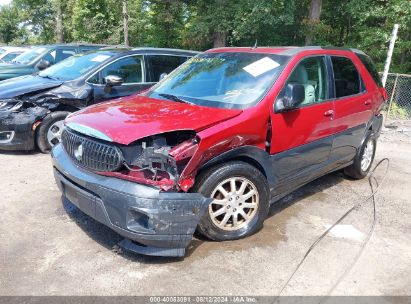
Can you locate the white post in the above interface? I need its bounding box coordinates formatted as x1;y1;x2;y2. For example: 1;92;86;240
382;24;399;87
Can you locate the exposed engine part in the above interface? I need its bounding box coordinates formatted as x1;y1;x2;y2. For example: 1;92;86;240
125;146;177;179
119;131;197;185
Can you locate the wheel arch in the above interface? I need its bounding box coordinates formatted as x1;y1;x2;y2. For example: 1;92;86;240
198;146;276;188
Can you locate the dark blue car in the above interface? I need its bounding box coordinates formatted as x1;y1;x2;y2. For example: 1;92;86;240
0;47;198;152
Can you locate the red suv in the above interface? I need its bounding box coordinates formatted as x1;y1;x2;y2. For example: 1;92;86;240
52;47;386;257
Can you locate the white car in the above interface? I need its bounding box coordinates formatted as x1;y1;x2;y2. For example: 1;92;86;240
0;46;30;63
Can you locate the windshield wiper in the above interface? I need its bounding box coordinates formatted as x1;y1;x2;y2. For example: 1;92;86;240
158;93;194;105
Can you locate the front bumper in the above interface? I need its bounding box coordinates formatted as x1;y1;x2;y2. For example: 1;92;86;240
0;108;42;151
52;144;211;257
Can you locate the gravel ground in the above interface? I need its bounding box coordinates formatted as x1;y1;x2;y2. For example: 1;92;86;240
0;122;410;296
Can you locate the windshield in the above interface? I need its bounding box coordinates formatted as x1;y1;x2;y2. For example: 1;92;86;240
38;51;114;81
13;47;48;64
148;52;289;109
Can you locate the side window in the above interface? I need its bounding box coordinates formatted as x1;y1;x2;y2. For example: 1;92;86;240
331;56;361;98
357;53;383;87
281;56;328;106
99;56;143;84
42;50;57;65
2;53;19;62
147;55;189;81
55;48;76;62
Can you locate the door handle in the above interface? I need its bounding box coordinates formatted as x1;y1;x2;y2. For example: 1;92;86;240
324;110;334;117
364;100;372;105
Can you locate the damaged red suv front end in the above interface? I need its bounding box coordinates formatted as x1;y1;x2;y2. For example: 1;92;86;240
52;47;385;257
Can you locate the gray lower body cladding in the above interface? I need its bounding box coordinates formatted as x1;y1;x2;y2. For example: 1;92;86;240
51;144;211;257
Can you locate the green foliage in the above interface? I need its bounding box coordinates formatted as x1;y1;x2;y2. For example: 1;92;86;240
389;102;409;119
71;0;121;44
0;0;410;73
0;4;20;44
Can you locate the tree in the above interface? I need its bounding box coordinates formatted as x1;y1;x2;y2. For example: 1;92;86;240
0;4;20;44
71;0;122;44
144;0;185;48
123;0;129;46
305;0;322;45
54;0;64;42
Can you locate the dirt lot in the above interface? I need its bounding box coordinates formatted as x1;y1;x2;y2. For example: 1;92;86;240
1;122;410;296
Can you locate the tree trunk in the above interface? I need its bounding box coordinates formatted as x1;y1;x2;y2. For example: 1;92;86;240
55;0;64;43
213;0;226;48
123;0;129;47
213;31;226;48
305;0;322;45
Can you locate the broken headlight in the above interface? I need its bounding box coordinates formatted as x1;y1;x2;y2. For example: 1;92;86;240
0;100;23;112
119;131;199;186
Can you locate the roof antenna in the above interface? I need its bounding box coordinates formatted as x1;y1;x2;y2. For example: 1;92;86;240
252;39;258;49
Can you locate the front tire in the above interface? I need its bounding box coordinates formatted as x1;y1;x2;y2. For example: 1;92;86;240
36;111;70;153
194;161;269;241
344;130;376;179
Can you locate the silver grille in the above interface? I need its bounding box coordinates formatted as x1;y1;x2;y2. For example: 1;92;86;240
62;128;124;172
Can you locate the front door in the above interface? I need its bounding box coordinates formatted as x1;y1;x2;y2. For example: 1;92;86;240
270;56;335;189
90;55;152;103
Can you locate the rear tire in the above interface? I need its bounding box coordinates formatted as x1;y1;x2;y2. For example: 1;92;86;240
344;130;376;179
36;111;70;153
194;161;269;241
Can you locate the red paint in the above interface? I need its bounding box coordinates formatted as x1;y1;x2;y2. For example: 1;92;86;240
66;95;242;145
65;47;385;191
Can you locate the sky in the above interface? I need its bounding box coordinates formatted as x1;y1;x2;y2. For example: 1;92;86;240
0;0;11;6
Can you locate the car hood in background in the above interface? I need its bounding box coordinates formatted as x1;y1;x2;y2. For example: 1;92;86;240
0;75;63;99
65;95;242;145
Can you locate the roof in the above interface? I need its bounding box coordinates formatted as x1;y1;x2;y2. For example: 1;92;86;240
207;46;365;56
79;47;200;58
0;46;29;51
131;47;199;56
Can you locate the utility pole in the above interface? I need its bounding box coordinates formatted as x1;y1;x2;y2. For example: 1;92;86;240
382;24;399;87
123;0;129;47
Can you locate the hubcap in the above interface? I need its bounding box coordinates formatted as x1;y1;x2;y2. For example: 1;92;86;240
361;139;374;171
209;177;259;231
47;120;64;147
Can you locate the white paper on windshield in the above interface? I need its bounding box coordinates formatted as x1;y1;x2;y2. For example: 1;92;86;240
91;55;111;62
243;57;280;77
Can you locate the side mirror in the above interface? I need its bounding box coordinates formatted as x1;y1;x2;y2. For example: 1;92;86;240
159;73;168;81
274;83;305;113
36;60;51;71
105;75;124;87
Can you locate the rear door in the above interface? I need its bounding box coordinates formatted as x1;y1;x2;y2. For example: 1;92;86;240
270;55;335;188
90;55;152;103
329;55;373;164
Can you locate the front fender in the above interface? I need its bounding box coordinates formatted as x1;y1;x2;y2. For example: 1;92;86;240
200;145;276;188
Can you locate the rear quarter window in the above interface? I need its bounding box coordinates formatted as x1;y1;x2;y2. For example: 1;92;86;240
357;53;383;87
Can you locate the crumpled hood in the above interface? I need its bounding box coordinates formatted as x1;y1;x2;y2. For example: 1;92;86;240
0;75;63;99
65;95;242;145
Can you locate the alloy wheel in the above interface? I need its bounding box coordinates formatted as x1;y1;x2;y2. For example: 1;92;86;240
361;139;374;172
47;120;64;147
209;177;259;231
